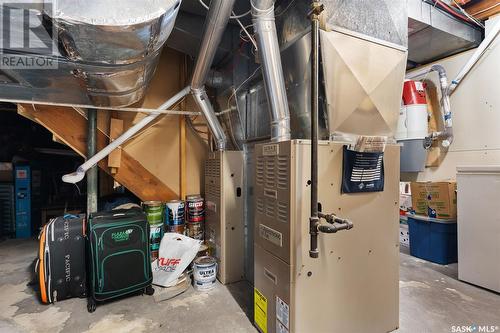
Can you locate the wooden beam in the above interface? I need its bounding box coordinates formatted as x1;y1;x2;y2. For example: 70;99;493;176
462;0;500;20
469;1;500;20
451;0;473;7
18;104;178;201
179;115;187;199
179;53;188;199
108;118;124;174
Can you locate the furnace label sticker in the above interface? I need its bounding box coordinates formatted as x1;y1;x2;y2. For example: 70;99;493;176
259;224;283;247
263;144;279;156
254;288;268;333
277;320;289;333
276;296;290;329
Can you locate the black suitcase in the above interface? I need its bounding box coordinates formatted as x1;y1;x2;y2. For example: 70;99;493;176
87;208;153;312
36;214;87;304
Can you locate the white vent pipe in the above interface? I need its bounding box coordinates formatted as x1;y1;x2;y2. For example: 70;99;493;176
449;18;500;94
62;86;190;183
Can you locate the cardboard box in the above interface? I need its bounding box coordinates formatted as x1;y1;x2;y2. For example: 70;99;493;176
410;181;457;219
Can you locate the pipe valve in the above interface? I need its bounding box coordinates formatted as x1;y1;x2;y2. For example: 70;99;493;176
317;213;354;233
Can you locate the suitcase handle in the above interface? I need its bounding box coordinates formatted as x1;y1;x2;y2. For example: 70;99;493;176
90;208;143;220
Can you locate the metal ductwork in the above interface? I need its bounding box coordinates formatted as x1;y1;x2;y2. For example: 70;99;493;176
251;0;291;142
0;0;182;107
62;0;237;182
320;27;408;138
48;0;181;65
190;0;236;151
407;0;482;67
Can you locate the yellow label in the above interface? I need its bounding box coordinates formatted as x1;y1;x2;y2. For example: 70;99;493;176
254;288;268;333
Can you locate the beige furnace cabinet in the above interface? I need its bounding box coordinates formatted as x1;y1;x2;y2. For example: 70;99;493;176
205;151;245;284
254;140;400;333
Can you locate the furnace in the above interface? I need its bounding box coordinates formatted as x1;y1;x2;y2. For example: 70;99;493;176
253;140;400;333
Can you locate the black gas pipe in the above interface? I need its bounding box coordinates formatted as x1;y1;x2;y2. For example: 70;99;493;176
308;1;354;259
309;1;322;259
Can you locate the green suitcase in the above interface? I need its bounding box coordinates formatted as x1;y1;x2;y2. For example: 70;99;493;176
87;208;153;312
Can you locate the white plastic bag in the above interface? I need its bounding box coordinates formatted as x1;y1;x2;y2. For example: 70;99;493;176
152;233;201;287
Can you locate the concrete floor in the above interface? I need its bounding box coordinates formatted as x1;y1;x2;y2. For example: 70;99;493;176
0;240;499;333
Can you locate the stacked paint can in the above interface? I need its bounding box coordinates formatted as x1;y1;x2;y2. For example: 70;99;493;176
165;200;185;234
143;201;164;262
186;194;205;240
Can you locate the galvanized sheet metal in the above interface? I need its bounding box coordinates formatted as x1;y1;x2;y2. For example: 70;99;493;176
0;1;181;107
320;27;407;137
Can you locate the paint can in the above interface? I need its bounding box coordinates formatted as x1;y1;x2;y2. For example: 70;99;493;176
186;195;204;223
143;201;163;225
186;222;204;240
166;224;185;235
193;256;217;291
165;200;185;226
149;223;164;262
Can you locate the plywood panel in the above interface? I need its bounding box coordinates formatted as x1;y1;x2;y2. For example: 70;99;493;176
123;48;208;198
18;48;208;200
466;0;500;20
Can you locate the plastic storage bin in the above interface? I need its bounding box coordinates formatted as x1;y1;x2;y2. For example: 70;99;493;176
407;215;457;265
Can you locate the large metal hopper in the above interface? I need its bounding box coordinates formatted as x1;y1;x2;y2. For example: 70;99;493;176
0;0;181;107
47;0;180;65
320;27;408;138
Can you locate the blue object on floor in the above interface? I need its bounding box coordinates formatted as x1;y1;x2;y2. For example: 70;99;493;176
14;165;31;239
407;214;457;265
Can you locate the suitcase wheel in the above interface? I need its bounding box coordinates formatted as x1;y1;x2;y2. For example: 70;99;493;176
87;298;96;313
144;285;155;296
